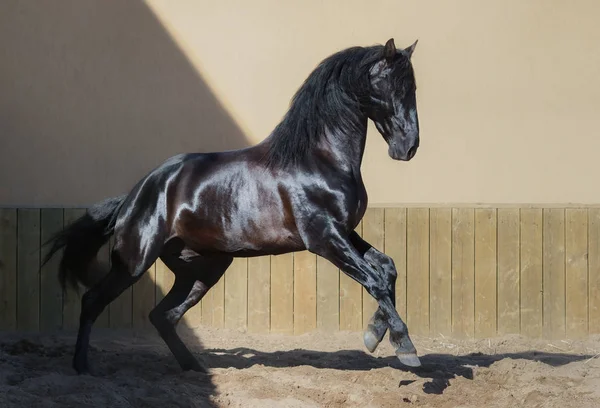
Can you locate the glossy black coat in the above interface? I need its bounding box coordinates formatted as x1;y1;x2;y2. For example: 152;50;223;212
42;37;422;373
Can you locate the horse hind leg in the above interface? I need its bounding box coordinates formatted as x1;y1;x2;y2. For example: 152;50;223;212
73;228;164;375
73;255;143;374
149;253;232;372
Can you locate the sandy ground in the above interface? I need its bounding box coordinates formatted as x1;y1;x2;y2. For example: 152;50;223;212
1;325;600;408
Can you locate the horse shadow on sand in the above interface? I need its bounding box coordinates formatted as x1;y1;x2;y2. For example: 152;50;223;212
199;345;593;395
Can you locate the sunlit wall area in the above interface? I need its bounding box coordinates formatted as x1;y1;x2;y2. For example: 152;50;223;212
1;0;599;206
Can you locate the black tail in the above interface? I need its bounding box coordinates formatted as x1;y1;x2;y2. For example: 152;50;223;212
41;194;127;292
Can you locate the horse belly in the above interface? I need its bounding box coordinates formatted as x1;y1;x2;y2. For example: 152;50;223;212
177;196;304;257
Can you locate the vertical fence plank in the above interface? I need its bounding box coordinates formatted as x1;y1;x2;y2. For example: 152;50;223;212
293;251;317;335
340;222;363;330
201;286;214;327
385;208;407;320
270;253;294;334
40;209;64;331
132;263;155;329
452;208;475;338
317;256;339;332
211;272;225;328
108;236;132;329
0;209;17;330
543;208;566;339
475;209;497;338
429;208;452;337
497;208;520;335
566;209;588;338
248;256;271;333
362;208;384;329
589;209;600;334
520;208;543;337
407;208;430;336
17;209;40;331
224;258;248;331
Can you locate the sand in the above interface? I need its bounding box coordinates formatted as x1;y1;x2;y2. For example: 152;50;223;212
1;325;599;407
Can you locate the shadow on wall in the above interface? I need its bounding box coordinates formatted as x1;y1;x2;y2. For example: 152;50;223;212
0;0;250;207
0;2;254;406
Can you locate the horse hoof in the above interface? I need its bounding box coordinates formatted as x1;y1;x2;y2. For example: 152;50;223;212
363;330;382;353
182;362;208;374
73;364;91;375
395;351;421;368
73;358;90;375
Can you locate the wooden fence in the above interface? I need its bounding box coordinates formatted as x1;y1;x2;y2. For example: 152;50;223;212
1;206;599;340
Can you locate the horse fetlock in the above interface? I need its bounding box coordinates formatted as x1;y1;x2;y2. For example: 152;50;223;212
72;354;91;375
363;313;388;353
180;358;208;373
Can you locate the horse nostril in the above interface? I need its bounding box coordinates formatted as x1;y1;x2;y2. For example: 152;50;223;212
407;145;418;160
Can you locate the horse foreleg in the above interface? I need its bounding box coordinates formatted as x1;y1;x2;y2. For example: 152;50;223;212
348;231;398;353
311;230;420;368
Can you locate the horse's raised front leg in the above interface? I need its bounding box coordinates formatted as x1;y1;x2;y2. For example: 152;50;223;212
348;231;398;354
311;229;420;368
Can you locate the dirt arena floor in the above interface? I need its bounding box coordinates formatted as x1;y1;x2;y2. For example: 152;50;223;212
1;325;599;407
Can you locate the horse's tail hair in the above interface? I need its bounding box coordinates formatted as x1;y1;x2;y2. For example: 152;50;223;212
41;194;127;293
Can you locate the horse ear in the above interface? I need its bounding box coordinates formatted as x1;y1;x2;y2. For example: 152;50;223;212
383;38;396;62
404;39;418;59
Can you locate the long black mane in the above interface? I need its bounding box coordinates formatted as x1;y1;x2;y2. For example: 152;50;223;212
262;45;387;168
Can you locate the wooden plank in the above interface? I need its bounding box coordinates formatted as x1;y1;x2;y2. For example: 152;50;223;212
429;208;452;337
339;222;362;331
199;259;214;326
0;209;17;330
452;208;475;338
406;208;430;336
270;253;294;334
132;263;156;329
543;208;566;339
95;239;111;328
109;235;132;329
200;287;213;326
224;258;248;331
520;208;543;338
211;270;225;328
17;209;40;331
248;256;271;333
565;209;588;338
316;256;339;332
362;208;384;330
40;209;64;331
385;208;407;321
497;208;520;335
474;208;497;338
62;209;86;330
293;250;317;334
590;209;600;334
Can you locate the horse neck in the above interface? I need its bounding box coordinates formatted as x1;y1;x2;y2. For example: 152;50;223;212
316;115;369;174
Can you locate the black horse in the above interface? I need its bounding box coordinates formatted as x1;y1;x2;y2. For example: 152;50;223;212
43;38;421;374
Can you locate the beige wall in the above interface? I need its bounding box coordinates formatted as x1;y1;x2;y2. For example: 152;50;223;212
1;0;599;207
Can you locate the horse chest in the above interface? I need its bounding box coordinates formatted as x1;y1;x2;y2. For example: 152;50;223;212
348;180;368;229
